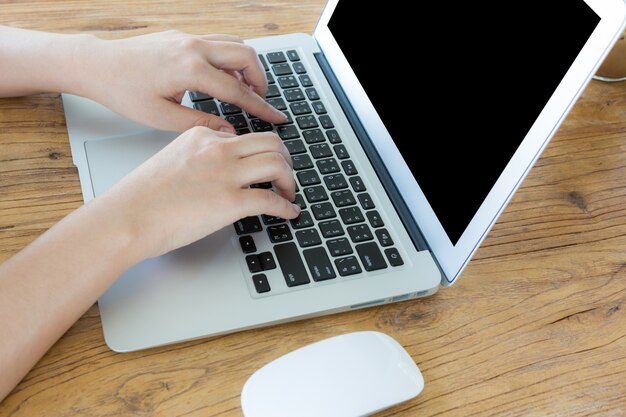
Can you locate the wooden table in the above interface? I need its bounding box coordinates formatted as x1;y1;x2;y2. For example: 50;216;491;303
1;1;625;416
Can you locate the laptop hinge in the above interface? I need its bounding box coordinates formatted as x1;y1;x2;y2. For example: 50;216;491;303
314;52;433;256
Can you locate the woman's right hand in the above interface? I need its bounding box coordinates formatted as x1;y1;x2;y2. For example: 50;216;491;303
100;127;300;260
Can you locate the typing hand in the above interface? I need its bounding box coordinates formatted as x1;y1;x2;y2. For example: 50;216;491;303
103;128;300;259
80;30;286;133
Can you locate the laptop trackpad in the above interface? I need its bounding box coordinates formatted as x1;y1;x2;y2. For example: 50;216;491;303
84;130;178;197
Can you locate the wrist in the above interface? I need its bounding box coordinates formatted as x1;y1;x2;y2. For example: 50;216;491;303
0;27;103;97
55;34;107;98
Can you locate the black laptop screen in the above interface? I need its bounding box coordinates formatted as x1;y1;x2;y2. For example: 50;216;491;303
328;2;600;245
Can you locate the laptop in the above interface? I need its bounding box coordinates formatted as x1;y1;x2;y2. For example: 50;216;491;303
62;0;626;352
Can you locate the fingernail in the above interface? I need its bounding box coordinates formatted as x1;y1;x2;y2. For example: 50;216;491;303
292;203;301;214
275;109;288;121
220;126;236;134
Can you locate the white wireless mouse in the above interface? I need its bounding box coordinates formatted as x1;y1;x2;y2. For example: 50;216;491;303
240;331;424;417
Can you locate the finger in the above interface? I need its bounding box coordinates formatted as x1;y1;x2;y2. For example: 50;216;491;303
237;188;301;220
200;65;286;124
232;132;292;168
198;41;268;98
236;152;295;202
152;99;236;133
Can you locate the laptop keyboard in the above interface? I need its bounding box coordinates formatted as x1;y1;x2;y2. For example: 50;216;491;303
189;48;404;295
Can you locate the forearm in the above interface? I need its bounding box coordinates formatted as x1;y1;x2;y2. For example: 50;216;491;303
0;192;142;401
0;25;98;97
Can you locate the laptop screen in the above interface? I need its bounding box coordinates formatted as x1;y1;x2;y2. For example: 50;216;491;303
328;2;600;245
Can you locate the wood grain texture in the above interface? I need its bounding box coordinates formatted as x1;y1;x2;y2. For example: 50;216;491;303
1;1;625;416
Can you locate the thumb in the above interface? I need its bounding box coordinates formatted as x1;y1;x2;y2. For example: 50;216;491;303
153;99;236;133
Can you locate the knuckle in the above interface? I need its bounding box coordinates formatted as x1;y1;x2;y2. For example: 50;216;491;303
242;44;257;59
188;125;212;136
178;36;202;51
236;82;252;101
267;151;286;166
261;132;283;149
180;56;206;75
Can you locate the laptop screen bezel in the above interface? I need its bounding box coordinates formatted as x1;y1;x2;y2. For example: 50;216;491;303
313;0;626;285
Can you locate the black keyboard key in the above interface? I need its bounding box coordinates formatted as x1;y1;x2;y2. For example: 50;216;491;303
259;251;277;270
326;129;341;144
272;63;292;76
317;158;340;174
236;128;251;135
296;228;322;247
297;169;321;186
303;247;336;281
341;160;357;175
385;248;404;267
239;235;256;253
267;224;293;243
349;176;366;192
335;256;362;276
189;91;213;102
258;54;270;71
356;242;387;271
294;194;307;209
275;242;310;286
277;125;300;140
293;62;306;74
303;129;325;144
311;202;336;220
220;102;242;115
262;214;285;225
296;115;318;130
225;114;247;129
305;87;320;101
267;97;287;110
366;210;384;228
250;119;273;132
327;238;353;257
252;273;271;293
348;224;374;243
234;216;262;235
319;115;334;129
358;193;375;209
292;154;313;170
278;75;299;88
334;144;349;159
284;139;307;155
304;186;329;203
324;174;348;190
339;207;365;224
283;88;305;102
267;51;287;64
194;100;219;116
290;102;312;115
246;254;262;273
290;210;314;229
299;74;314;87
319;220;344;238
251;182;273;189
310;143;333;159
267;84;281;98
286;49;300;61
266;71;275;84
376;229;394;247
312;101;327;115
332;190;356;207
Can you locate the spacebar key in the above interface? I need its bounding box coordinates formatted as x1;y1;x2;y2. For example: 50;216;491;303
274;242;311;287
